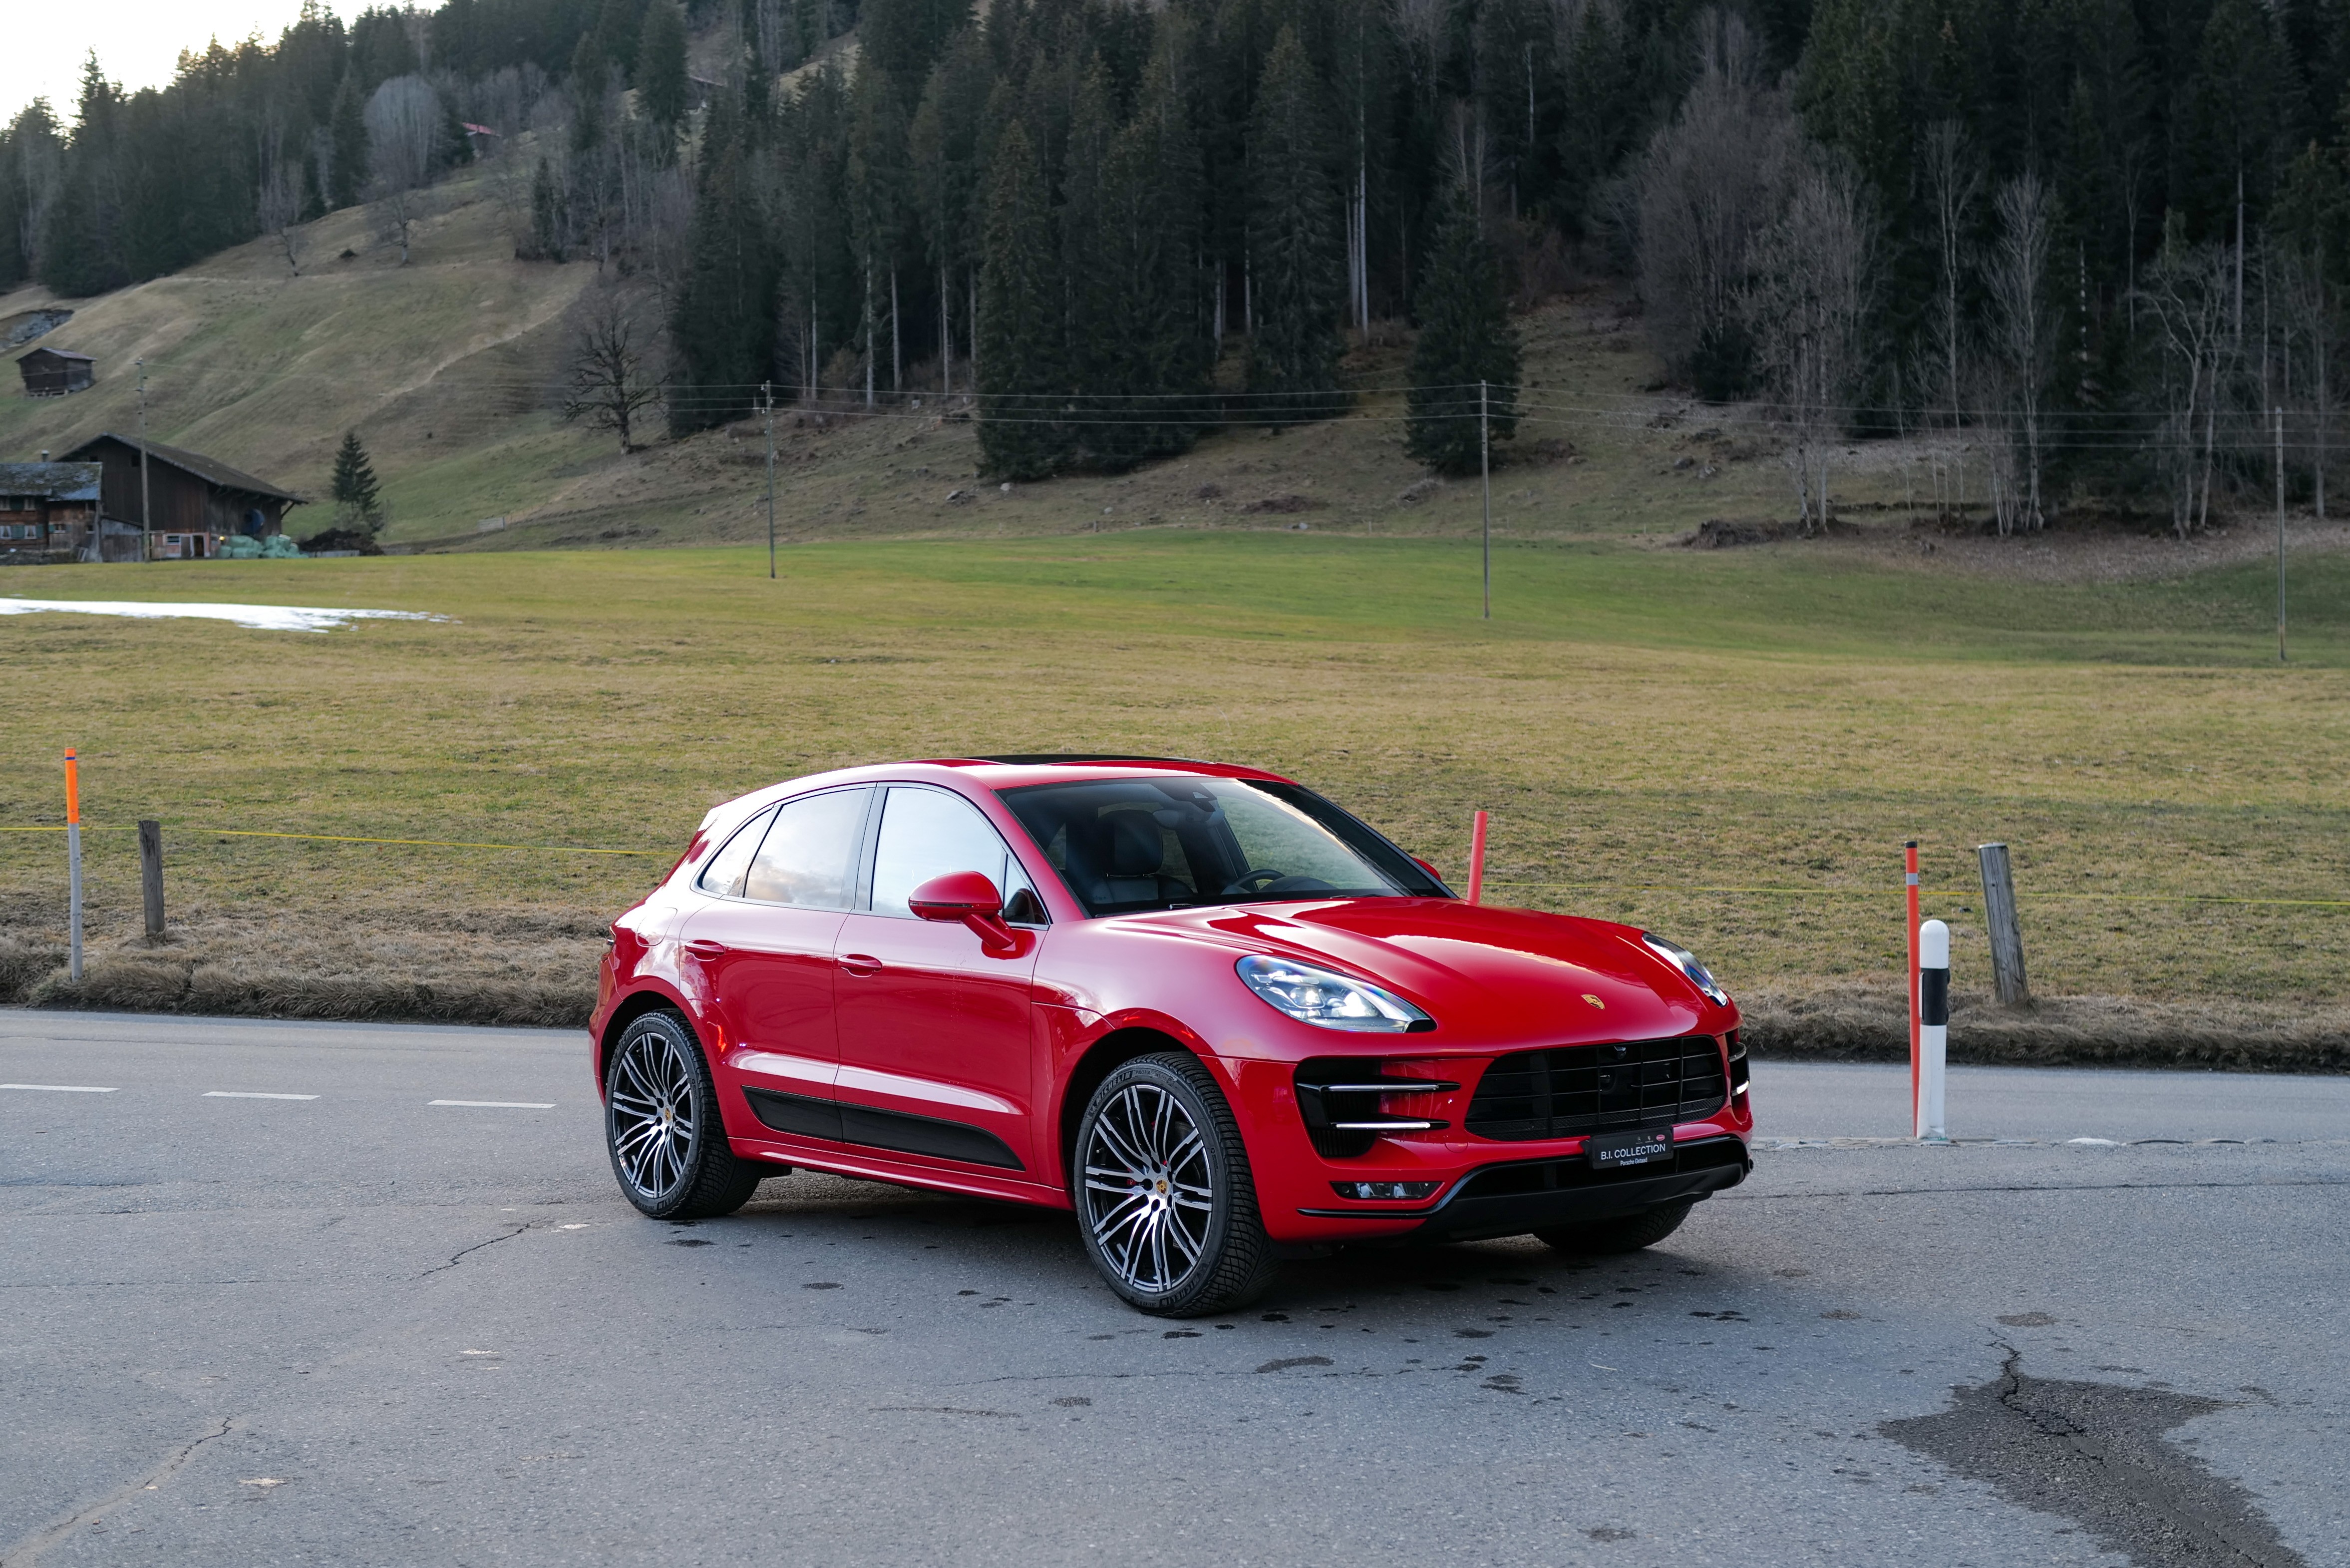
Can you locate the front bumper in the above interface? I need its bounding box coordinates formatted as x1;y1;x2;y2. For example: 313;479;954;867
1293;1135;1751;1243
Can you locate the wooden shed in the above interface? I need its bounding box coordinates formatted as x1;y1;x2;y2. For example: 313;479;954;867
0;460;101;561
58;433;306;562
17;347;95;397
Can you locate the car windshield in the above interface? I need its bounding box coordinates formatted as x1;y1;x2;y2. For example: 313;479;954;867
997;776;1447;917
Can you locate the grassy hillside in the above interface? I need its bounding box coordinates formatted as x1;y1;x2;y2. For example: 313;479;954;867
0;150;1940;554
1;535;2344;1063
0;167;603;537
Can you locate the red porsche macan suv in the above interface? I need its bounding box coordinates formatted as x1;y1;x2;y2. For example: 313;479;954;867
591;757;1752;1315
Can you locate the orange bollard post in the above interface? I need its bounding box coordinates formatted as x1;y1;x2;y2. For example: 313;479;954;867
1467;811;1489;906
65;748;83;982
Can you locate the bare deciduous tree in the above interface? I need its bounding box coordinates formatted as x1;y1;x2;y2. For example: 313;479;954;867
364;74;442;265
2136;241;2236;538
1985;172;2055;534
258;148;307;277
561;288;667;452
1633;10;1797;390
2276;245;2334;519
1741;157;1873;534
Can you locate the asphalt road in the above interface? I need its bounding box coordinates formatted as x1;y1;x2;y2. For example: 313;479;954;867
3;1010;2345;1568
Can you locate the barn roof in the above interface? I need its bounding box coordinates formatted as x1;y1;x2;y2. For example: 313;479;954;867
0;461;102;502
18;347;94;363
63;433;306;505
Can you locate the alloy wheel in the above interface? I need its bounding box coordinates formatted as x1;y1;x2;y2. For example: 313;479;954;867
1081;1081;1216;1295
609;1023;698;1204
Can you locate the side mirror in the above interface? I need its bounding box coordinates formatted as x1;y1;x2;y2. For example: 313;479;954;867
908;870;1003;923
907;871;1027;957
1411;855;1445;884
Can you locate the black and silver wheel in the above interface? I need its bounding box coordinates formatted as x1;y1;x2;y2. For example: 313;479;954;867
1074;1052;1278;1316
1533;1199;1694;1256
605;1010;763;1220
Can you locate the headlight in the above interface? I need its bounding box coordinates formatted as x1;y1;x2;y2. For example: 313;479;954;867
1641;933;1730;1006
1235;955;1433;1032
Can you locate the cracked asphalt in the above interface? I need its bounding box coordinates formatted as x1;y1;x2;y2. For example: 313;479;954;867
3;1010;2346;1567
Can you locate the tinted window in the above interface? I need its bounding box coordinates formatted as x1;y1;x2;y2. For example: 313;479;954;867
695;805;778;897
870;786;1038;919
742;788;869;907
998;777;1445;917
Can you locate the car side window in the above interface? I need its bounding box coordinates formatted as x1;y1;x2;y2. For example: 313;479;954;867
741;788;870;907
870;786;1041;921
695;805;778;897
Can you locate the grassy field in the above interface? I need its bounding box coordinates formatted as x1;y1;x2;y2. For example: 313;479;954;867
4;531;2346;1061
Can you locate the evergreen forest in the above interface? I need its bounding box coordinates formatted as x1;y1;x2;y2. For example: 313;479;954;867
5;0;2350;522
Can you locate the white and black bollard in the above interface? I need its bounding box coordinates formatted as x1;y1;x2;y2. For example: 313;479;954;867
1916;918;1949;1141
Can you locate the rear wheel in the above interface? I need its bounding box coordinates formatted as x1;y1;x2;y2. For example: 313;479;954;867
605;1010;763;1220
1074;1053;1278;1316
1533;1199;1694;1256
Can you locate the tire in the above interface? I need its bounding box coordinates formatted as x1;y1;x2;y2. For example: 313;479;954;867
1073;1052;1279;1317
605;1009;764;1220
1533;1199;1695;1256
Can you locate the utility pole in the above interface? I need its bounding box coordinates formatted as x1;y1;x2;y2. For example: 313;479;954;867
136;358;152;564
2277;405;2288;662
763;381;777;581
1479;379;1493;621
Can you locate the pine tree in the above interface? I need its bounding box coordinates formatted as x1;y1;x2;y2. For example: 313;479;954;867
848;66;913;404
1405;194;1523;475
669;86;777;433
637;0;690;143
909;28;993;397
329;72;368;209
330;431;385;532
978;119;1068;477
1245;27;1345;420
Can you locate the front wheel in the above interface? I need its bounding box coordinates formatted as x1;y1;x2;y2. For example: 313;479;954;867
1074;1053;1279;1316
605;1009;763;1220
1533;1199;1694;1256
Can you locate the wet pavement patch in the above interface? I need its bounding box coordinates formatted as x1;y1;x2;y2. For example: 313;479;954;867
1882;1351;2305;1567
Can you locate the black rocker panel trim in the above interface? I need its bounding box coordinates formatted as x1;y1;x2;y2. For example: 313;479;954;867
742;1086;841;1140
741;1086;1025;1172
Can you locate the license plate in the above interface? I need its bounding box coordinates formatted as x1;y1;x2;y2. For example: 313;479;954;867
1587;1127;1674;1169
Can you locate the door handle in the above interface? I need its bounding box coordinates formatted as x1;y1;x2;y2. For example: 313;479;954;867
839;953;883;976
684;939;728;959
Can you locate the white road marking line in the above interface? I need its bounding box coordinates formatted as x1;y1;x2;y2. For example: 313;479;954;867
204;1091;320;1101
0;1083;118;1093
428;1099;555;1109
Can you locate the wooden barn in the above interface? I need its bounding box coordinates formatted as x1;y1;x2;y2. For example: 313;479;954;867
0;460;101;561
59;433;306;562
17;347;95;397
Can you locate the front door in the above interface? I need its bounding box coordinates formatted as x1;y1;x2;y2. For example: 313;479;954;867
682;786;874;1149
831;785;1045;1177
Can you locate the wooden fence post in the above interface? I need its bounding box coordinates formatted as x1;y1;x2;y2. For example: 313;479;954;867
139;819;165;942
1977;842;2029;1006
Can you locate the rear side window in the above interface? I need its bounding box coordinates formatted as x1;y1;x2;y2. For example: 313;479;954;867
869;786;1039;920
742;788;871;907
695;805;777;897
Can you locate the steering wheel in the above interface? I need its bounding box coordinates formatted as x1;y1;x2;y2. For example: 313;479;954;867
1223;868;1290;895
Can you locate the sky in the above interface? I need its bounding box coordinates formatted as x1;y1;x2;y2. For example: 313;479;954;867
12;0;320;127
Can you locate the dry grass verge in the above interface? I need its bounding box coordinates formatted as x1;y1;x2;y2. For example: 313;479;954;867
0;913;599;1030
1743;985;2350;1073
5;924;2344;1071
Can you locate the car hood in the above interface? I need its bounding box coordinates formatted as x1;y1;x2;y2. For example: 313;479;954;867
1113;898;1719;1048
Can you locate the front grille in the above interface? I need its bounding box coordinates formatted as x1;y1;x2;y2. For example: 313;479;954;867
1464;1035;1727;1141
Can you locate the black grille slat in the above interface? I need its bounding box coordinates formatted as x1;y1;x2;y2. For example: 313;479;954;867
1464;1036;1727;1141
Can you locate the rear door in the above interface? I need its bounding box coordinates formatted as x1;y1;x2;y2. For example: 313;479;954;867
683;786;875;1148
830;785;1046;1177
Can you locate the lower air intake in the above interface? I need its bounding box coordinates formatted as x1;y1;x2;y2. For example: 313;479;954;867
1464;1035;1728;1141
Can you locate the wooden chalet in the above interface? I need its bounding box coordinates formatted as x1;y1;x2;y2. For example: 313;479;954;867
17;347;95;397
0;460;101;561
58;433;306;562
